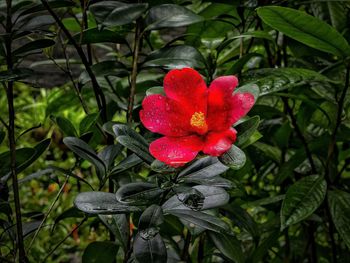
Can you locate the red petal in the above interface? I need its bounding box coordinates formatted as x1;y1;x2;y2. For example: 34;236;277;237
149;136;203;167
230;92;255;125
163;68;207;114
207;75;253;131
140;94;192;136
203;128;237;156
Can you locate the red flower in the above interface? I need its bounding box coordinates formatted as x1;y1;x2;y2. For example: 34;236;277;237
140;68;255;167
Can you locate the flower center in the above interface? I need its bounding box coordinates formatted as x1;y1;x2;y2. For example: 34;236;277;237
190;111;207;131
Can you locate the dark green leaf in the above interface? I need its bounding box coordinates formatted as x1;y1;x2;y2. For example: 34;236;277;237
82;241;118;263
18;0;76;17
209;232;244;263
74;192;140;214
235;116;260;147
133;232;167;263
145;4;203;30
257;6;350;57
281;175;327;230
243;68;335;96
327;190;350;249
99;214;129;251
90;1;148;27
80;61;128;84
163;185;229;211
56;116;78;137
12;39;55;57
54;207;85;227
142;45;206;69
63;137;106;179
167;209;231;234
116;183;163;205
0;68;33;82
71;28;126;45
98;144;122;171
219;145;246;170
79;113;100;135
179;157;228;178
110;154;143;178
138;205;164;230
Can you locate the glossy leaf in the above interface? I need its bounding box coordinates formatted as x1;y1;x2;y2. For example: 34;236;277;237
142;45;206;69
219;145;246;170
99;214;129;251
115;183;164;205
63;137;106;179
90;1;148;27
82;241;118;263
178;156;228;178
209;232;244;263
257;6;350;57
145;4;203;30
138;205;164;230
281;175;327;230
74;192;140;214
12;39;55;57
56;116;78;137
166;209;231;234
328;190;350;249
133;232;167;263
235;116;260;147
71;28;126;45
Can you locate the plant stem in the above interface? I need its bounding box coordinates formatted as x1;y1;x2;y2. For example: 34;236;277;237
5;0;27;261
181;229;191;262
40;0;107;122
127;19;142;123
282;98;317;174
197;233;205;263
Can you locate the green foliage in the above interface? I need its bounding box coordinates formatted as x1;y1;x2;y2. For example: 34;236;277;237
1;1;350;262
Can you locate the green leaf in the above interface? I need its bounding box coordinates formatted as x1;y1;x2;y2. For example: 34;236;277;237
327;190;350;249
133;232;167;263
145;4;203;30
90;1;148;27
113;124;154;163
225;53;263;75
63;137;106;179
257;6;350;57
252;142;281;163
80;61;128;84
138;205;164;230
71;28;126;45
0;68;33;82
55;116;78;137
79;113;100;135
99;214;129;251
179;157;228;178
219;145;246;170
98;144;122;171
0;148;35;178
235;116;260;147
115;183;164;205
110;154;143;178
166;209;231;234
209;232;244;263
163;185;229;211
82;241;118;263
54;207;85;228
18;0;76;17
281;175;327;230
12;39;55;57
242;68;335;96
74;192;140;214
0;130;5;145
142;45;206;69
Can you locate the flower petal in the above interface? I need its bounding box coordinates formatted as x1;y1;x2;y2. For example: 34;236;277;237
229;92;255;125
149;136;203;167
140;94;193;136
202;128;237;156
163;68;207;114
207;75;254;131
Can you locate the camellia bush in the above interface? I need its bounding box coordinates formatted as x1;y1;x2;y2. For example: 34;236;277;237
1;0;350;262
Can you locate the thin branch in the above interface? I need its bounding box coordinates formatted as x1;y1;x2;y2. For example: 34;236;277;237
27;175;70;252
40;0;107;122
5;0;27;261
127;19;142;123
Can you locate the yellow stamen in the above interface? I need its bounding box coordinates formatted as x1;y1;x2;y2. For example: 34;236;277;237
190;112;207;130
